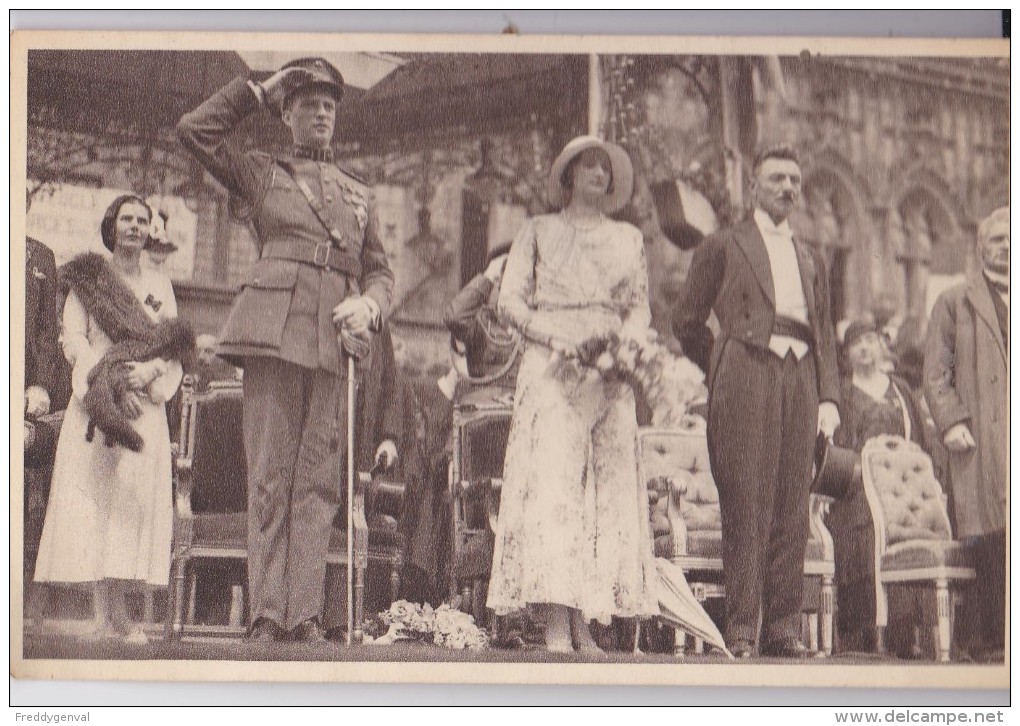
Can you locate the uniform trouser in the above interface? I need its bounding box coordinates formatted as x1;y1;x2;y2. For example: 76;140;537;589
243;357;346;631
707;344;818;646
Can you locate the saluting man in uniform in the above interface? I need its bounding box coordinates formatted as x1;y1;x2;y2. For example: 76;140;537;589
178;58;394;642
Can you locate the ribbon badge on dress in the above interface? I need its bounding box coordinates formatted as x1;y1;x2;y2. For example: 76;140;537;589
144;294;162;312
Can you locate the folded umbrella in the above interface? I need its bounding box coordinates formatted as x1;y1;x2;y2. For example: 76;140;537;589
655;557;732;658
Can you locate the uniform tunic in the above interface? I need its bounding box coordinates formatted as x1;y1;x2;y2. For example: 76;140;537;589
178;78;394;630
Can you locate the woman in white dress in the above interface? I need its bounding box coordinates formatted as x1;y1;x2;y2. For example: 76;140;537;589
486;137;658;653
34;195;190;643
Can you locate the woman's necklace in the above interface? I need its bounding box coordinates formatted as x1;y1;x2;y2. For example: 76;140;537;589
561;210;605;232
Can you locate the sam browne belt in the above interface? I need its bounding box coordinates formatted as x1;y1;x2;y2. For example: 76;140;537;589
261;241;363;278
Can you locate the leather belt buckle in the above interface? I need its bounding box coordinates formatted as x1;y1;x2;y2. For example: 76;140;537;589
313;242;331;268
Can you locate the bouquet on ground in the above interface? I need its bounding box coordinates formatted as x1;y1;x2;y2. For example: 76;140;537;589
363;599;489;650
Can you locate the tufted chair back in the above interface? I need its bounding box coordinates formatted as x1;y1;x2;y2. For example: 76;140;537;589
640;416;722;560
861;435;951;551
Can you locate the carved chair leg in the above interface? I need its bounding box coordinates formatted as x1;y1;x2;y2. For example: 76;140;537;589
808;613;820;652
169;557;188;640
935;578;951;663
187;569;198;625
821;576;834;656
354;564;366;644
672;625;685;658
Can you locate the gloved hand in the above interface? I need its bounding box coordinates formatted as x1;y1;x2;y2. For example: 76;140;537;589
25;386;50;417
484;254;509;284
332;296;377;336
817;402;841;441
260;66;314;112
943;423;977;452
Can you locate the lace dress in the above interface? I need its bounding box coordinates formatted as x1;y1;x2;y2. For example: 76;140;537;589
486;214;659;624
34;267;182;587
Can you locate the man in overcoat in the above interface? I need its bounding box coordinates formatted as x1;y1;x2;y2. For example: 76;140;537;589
178;58;394;642
674;144;840;658
923;206;1008;661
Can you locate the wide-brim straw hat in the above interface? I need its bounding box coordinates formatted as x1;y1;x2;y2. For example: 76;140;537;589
547;135;634;214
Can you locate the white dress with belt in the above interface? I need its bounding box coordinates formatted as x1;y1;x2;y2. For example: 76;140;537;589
486;214;659;624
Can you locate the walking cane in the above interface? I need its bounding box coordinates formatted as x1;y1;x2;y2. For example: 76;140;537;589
345;353;356;646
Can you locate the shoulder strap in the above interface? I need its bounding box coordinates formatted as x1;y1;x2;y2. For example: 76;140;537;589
275;160;348;250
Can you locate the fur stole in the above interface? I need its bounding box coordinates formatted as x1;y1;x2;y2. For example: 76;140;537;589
62;253;195;452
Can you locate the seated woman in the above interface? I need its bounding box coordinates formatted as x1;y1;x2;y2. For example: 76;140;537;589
444;242;521;397
33;195;192;643
486;136;658;654
829;319;929;655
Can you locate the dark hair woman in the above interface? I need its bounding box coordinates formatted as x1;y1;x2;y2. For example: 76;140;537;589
486;136;657;654
33;194;193;643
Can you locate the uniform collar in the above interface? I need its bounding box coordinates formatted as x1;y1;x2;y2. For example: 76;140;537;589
292;145;334;163
753;208;792;237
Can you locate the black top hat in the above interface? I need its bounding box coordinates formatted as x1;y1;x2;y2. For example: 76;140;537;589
812;433;861;501
279;57;345;109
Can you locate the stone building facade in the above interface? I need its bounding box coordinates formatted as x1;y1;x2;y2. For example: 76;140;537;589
24;51;1008;372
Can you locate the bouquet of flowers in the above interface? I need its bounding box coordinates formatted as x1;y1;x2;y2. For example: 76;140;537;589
579;327;706;427
363;600;489;650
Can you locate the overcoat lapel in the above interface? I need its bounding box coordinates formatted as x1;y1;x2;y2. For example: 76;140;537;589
966;271;1008;363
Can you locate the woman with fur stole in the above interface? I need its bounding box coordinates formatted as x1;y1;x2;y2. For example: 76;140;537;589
34;195;193;643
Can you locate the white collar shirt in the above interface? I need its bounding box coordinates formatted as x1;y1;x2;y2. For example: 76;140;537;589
753;209;810;360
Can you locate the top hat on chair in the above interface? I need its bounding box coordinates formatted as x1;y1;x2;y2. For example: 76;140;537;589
811;433;861;500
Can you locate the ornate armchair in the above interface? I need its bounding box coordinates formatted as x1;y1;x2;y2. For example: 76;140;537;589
167;378;405;641
640;416;835;655
448;391;512;623
860;435;975;662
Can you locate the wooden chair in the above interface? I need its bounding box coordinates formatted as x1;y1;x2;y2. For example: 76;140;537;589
639;416;836;656
859;435;975;662
448;387;513;623
166;377;405;641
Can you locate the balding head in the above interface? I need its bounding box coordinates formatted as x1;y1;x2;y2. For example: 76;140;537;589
977;207;1009;275
196;334;219;365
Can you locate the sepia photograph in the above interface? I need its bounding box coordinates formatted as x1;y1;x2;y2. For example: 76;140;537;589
9;25;1009;694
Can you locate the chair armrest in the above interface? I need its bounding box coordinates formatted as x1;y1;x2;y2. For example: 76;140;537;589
664;478;689;558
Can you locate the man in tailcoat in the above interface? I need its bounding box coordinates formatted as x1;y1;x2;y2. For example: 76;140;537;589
674;144;841;658
178;58;394;642
924;206;1008;662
